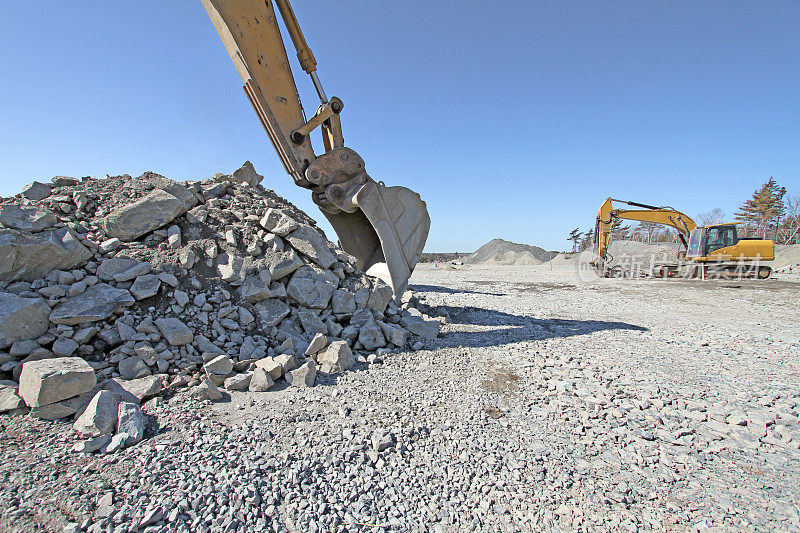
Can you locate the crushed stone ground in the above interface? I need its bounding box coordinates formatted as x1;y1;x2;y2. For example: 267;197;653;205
1;264;798;532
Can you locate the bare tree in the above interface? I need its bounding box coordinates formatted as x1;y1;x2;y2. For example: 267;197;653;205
782;191;800;244
697;208;726;226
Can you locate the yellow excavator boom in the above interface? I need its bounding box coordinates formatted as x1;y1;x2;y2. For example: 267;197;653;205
594;198;696;260
200;0;430;298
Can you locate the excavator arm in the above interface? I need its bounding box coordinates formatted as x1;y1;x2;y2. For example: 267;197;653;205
593;198;697;271
200;0;430;297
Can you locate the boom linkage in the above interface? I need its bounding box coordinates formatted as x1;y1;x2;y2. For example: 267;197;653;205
201;0;430;297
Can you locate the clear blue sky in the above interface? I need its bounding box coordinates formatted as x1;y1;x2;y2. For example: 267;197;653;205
1;1;798;252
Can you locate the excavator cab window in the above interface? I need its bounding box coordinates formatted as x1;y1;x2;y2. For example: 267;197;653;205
705;225;736;254
687;229;702;258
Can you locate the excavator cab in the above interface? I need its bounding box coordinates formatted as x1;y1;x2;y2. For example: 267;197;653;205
201;0;429;297
687;224;739;258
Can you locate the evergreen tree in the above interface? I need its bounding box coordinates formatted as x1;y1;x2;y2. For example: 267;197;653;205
735;178;786;238
610;218;631;239
578;228;594;251
568;228;583;252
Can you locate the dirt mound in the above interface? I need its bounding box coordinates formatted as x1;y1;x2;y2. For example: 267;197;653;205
774;244;800;269
464;239;552;266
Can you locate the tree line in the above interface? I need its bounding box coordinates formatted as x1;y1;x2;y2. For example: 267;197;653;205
567;177;799;252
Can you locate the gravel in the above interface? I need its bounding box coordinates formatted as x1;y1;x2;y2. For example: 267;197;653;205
1;258;798;532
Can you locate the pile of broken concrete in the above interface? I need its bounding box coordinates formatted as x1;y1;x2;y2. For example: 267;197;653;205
0;162;440;454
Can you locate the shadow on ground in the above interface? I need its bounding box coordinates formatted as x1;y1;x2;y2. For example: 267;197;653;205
429;304;648;348
410;284;506;297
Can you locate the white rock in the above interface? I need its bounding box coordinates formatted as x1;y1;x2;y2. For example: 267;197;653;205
154;318;193;346
204;355;233;376
18;357;96;407
305;333;329;357
318;341;355;374
73;390;119;437
190;380;222;401
249;368;275;392
255;357;284;380
116;402;146;446
286;360;317;388
224;372;252;391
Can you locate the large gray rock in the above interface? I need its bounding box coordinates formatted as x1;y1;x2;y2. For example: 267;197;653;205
73;390;119;437
154;318;193;346
0;382;24;413
298;310;327;335
0;205;57;232
285;360;317;388
380;321;408;346
49;283;135;325
248;368;275;392
0;227;91;282
0;293;50;349
228;160;262;186
52;337;79;357
285;225;337;269
104;375;163;404
129;274;161;300
118;356;151;380
18;357;96;407
96;257;140;281
216;253;255;283
359;321;386;350
116;402;146;446
259;208;299;236
317;341;355;374
33;390;95;420
240;271;272;303
331;289;357;315
204;355;233;376
286;265;337;309
406;319;440;339
254;299;290;329
367;279;394;312
20;181;52;201
263;249;304;280
102;185;197;241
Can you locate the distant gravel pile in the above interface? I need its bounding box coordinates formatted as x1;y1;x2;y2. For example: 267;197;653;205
774;244;800;271
464;239;553;266
0;164;440;455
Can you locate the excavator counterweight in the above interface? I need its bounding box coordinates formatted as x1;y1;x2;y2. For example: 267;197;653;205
201;0;430;297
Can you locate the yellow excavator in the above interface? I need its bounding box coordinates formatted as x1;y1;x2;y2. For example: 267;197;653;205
200;0;430;297
592;198;774;278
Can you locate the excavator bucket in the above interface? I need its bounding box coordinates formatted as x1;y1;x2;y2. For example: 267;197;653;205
324;182;430;298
